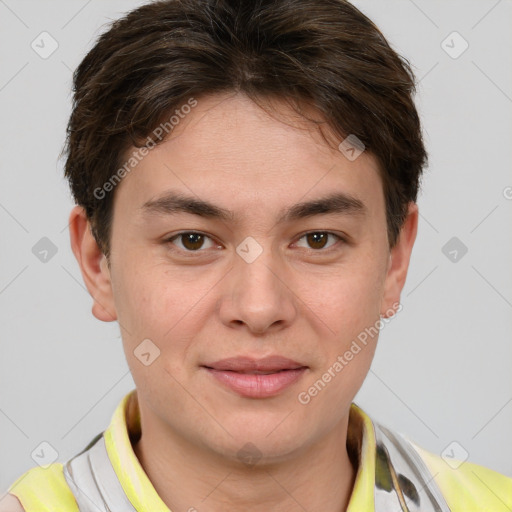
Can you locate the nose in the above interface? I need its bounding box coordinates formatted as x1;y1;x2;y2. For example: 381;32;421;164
218;239;298;335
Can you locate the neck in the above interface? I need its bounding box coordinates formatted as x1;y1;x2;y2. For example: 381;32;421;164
132;405;358;512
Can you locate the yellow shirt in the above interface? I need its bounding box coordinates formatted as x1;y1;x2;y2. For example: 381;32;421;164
5;389;512;511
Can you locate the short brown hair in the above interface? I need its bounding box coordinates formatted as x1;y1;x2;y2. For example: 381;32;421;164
62;0;428;261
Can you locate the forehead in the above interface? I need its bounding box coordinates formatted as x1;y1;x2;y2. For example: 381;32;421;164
113;92;385;224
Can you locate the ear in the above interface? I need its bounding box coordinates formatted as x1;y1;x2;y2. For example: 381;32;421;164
68;205;117;322
380;202;419;318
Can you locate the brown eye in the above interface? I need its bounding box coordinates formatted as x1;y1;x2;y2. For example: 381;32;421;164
167;232;217;252
295;232;343;251
181;233;205;250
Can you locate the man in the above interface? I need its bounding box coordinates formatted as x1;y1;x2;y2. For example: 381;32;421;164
2;0;511;510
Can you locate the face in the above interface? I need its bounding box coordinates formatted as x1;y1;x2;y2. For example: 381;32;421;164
71;92;417;464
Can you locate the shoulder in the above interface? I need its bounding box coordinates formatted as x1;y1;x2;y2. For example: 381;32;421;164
3;463;79;512
410;441;512;512
365;412;512;512
0;493;25;512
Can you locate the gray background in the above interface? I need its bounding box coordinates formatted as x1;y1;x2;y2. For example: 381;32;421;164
1;0;511;495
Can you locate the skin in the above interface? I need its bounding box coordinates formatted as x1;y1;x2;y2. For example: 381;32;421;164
67;92;418;512
0;493;24;512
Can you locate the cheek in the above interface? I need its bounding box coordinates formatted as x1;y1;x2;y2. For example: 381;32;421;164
115;273;195;393
113;259;176;324
305;260;384;329
113;264;210;365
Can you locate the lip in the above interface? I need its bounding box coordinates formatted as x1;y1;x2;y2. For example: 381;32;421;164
203;355;305;372
201;356;308;398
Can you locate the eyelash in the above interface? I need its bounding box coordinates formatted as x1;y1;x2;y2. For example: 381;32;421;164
163;230;347;255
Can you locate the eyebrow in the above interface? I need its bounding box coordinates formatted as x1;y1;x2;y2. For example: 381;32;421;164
140;190;367;224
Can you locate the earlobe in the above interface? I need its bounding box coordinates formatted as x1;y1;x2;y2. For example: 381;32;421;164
379;202;419;318
68;205;117;323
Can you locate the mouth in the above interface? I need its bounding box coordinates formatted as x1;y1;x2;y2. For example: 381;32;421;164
204;369;298;374
201;356;308;398
202;355;306;373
